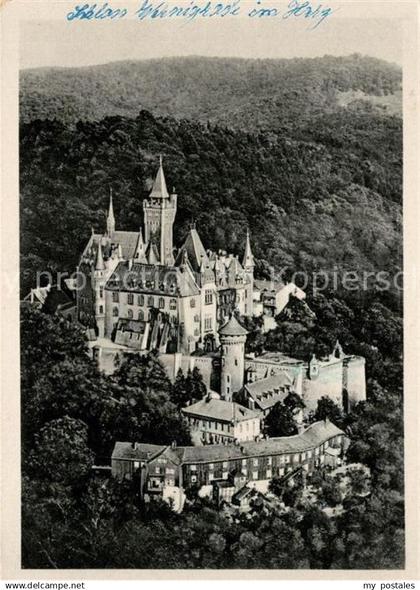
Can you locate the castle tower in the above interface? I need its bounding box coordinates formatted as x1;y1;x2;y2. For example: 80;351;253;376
107;189;115;238
219;314;248;401
143;156;177;266
94;240;106;338
242;228;255;316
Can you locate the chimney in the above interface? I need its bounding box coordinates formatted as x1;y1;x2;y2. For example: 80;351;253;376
171;441;177;449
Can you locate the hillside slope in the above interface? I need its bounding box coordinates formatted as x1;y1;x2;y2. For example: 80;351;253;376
20;109;402;296
20;55;402;131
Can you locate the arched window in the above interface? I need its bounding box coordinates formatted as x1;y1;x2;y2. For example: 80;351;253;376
147;296;154;307
138;309;144;321
159;297;165;309
112;307;118;317
127;309;133;319
170;298;177;310
138;294;144;306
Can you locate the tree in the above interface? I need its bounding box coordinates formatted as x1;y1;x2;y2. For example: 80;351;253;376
268;476;286;499
314;396;344;426
264;401;298;437
26;417;94;486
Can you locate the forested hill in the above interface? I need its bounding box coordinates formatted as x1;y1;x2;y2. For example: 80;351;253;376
20;54;402;130
20;107;402;296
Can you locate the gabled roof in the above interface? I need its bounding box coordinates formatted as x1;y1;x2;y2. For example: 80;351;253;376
219;314;248;337
109;231;140;259
244;373;293;411
176;228;209;272
112;443;183;465
112;442;165;462
182;398;260;423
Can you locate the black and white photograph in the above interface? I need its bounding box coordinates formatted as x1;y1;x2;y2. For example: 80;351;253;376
1;0;418;578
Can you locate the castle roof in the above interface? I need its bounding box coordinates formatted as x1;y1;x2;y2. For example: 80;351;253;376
176;228;209;272
112;420;344;465
244;373;293;411
149;157;169;199
219;314;248;337
182;398;260;424
105;261;200;297
86;231;140;261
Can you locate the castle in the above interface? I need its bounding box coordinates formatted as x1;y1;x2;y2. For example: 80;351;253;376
76;157;255;355
74;159;365;422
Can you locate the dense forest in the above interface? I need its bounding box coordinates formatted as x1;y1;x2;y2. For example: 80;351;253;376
20;54;404;569
21;296;403;568
20;110;402;297
20;55;402;129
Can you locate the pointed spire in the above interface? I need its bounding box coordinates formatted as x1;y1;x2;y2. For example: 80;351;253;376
134;228;147;262
107;187;115;236
147;242;159;265
149;156;169;199
95;240;105;271
242;228;255;270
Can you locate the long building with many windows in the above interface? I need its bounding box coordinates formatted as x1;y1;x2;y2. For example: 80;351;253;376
111;419;346;511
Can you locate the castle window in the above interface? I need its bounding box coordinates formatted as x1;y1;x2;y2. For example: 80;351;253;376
138;294;144;306
204;316;212;331
112;292;119;303
190;298;196;308
147;296;154;307
127;293;134;305
205;290;213;305
112;307;118;317
99;287;104;298
99;305;103;314
159;297;165;309
138;309;144;321
127;309;133;319
170;299;177;310
235;359;238;366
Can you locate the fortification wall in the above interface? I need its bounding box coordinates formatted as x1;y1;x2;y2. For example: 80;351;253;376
302;360;344;413
343;357;366;408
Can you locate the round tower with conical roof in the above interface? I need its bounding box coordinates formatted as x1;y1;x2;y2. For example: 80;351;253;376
219;314;248;401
